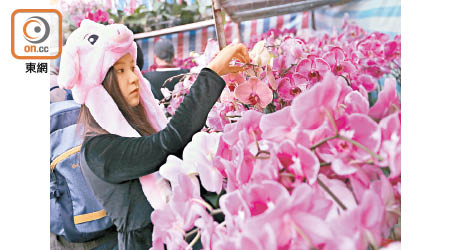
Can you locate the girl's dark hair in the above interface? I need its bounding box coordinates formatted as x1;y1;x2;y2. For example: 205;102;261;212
77;67;156;137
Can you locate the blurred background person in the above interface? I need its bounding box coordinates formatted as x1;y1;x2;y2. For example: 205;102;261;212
144;39;189;101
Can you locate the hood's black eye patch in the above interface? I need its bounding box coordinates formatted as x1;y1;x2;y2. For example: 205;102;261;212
88;34;99;45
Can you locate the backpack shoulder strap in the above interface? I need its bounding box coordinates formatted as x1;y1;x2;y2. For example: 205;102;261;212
50;145;81;172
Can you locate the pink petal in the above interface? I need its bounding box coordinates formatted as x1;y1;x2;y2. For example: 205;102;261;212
260;106;296;142
344;91;369;115
234;82;254;104
341;61;357;74
254;81;273;108
314;58;331;74
158;155;186;185
292;73;309;87
369;78;400;120
323;51;337;67
266;64;278;90
247;77;261;89
357;74;377;92
331;47;346;62
390;149;401;179
317;174;358;215
296;58;313;76
291;212;333;246
196;159;223;193
236;149;254;185
239;235;262;249
277;77;294;100
331;158;358;175
220;190;249;216
297;144;320;184
349;113;381;160
359;190;384;228
291;72;342;129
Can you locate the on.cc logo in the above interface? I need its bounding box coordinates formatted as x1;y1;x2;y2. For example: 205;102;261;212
23;16;50;44
11;9;62;60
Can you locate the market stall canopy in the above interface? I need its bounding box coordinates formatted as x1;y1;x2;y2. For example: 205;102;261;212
215;0;353;23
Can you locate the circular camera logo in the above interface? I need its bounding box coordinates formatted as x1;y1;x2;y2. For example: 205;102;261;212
23;16;50;44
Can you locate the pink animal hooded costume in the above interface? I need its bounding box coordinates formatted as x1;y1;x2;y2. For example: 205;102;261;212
58;19;171;209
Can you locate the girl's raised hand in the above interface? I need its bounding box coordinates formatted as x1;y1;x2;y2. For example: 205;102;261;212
207;43;250;76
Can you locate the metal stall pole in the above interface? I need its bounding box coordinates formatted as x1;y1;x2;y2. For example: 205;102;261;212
211;0;226;50
236;21;242;43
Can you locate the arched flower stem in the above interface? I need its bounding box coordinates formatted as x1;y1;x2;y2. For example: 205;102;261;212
337;135;384;162
192;198;213;213
187;230;201;249
317;177;347;211
250;130;271;159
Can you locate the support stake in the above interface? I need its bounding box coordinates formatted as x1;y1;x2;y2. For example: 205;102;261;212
211;0;227;49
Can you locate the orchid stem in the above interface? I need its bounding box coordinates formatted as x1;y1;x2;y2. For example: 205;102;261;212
184;228;199;240
317;177;347;211
292;222;314;249
243;63;258;67
310;134;384;162
211;209;223;216
192;198;213;213
337;135;384;162
251;130;271;159
280;172;295;178
320;162;331;167
325;109;338;135
280;63;296;77
310;135;339;151
339;74;351;87
187;230;201;249
162;73;193;87
250;130;261;152
365;230;380;250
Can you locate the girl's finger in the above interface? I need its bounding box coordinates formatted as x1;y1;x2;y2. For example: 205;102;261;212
236;44;250;63
232;53;247;63
227;65;245;73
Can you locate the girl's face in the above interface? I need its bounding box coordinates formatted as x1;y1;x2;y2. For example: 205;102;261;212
113;53;140;107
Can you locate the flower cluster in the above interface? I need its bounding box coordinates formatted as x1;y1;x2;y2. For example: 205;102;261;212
152;19;401;250
59;0;112;31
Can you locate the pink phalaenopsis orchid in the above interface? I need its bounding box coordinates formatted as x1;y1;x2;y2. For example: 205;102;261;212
275;140;320;184
234;77;273;108
343;90;370;115
260;106;302;144
323;47;357;76
183;132;224;193
152;19;401;249
369;77;401;120
222;72;246;92
295;57;331;84
277;74;309;101
313;113;381;176
151;174;206;250
377;111;401;179
290;72;344;130
279;38;305;70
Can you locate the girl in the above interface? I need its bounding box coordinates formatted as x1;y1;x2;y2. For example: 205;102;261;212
58;19;249;249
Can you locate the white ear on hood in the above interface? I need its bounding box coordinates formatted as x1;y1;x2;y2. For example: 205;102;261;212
58;43;80;90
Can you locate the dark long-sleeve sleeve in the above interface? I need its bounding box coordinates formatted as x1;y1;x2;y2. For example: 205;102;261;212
82;68;225;184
